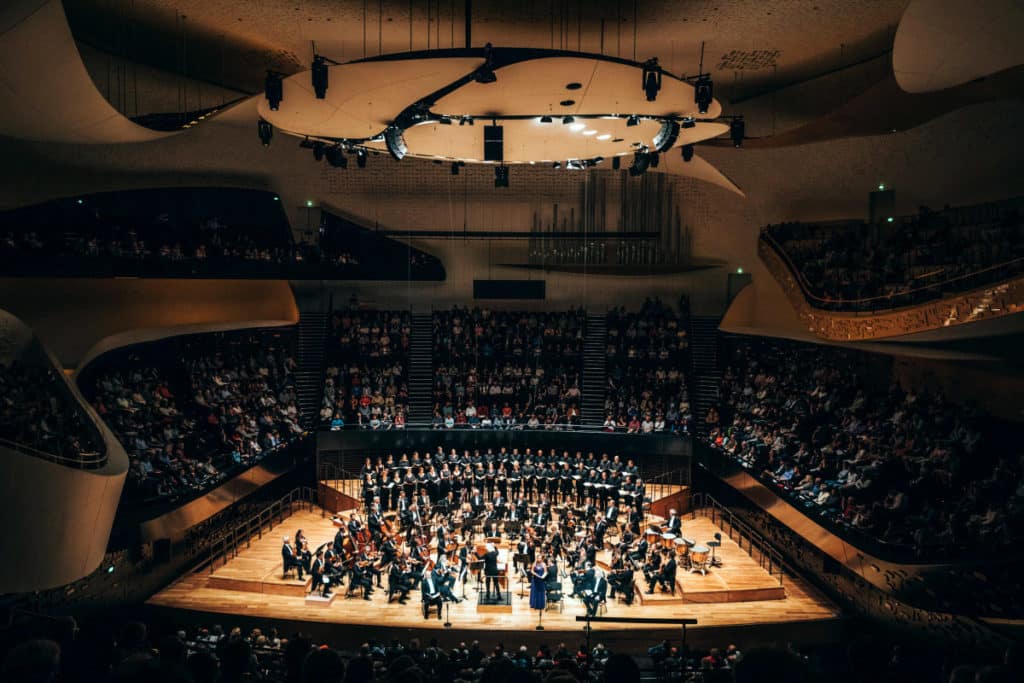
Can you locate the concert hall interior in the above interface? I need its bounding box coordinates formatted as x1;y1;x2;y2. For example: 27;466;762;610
0;1;1022;682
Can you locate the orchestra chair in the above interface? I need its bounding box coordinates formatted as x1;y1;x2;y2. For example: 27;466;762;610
708;532;723;567
422;600;443;620
282;564;300;580
545;584;564;613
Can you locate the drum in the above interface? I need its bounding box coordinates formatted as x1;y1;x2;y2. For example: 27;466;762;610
674;537;689;558
661;532;677;549
645;527;662;545
689;544;710;567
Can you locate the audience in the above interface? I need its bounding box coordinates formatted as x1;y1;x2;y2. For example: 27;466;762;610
321;310;410;430
431;307;585;430
706;336;1023;557
0;360;103;463
3;616;1019;683
87;329;304;502
765;199;1024;310
603;298;691;434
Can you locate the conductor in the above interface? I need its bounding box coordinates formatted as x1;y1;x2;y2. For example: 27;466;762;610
481;543;501;601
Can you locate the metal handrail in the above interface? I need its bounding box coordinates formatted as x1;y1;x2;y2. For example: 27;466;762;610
761;227;1024;311
0;436;106;470
317;461;365;507
200;486;318;574
691;492;787;586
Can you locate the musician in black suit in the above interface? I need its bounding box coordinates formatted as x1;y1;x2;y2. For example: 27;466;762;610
609;561;635;605
434;566;461;603
482;543;502;600
646;550;677;595
310;549;331;597
666;509;682;535
421;570;444;620
583;569;608;617
281;536;305;579
368;505;384;543
594;518;609;547
333;528;346;557
388;562;411;604
605;500;620;524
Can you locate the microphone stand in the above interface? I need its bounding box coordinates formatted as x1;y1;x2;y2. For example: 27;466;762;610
443;602;452;629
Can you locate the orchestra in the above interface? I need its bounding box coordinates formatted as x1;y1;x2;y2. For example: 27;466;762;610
305;448;707;622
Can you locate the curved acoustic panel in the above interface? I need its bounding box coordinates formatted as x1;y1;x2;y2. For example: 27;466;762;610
652;151;745;197
893;0;1024;94
0;0;167;143
0;309;128;593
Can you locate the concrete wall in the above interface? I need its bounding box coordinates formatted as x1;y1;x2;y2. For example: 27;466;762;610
0;309;128;593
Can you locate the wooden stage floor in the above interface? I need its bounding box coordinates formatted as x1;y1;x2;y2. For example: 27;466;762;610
148;507;840;647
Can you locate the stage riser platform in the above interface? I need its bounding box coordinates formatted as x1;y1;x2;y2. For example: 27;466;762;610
151;507;837;637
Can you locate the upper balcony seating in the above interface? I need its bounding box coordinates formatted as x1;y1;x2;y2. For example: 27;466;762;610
763;198;1024;312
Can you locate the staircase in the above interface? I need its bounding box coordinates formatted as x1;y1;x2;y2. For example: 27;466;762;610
294;310;329;429
407;311;434;426
580;313;607;427
688;315;722;437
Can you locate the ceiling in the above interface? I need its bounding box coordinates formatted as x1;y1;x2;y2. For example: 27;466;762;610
62;0;907;105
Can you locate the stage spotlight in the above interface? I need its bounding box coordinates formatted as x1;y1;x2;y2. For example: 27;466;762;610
642;58;663;102
612;156;621;170
257;119;273;146
540;115;553;123
562;116;575;125
649;152;660;168
626;115;640;127
552;161;561;169
681;144;694;162
312;56;329;99
264;72;283;110
312;142;325;161
451;161;460;175
384;126;408;160
325;146;347;168
682;117;695;129
730;118;745;148
628;151;651;176
494;165;509;188
695;75;713;115
653;120;680;153
356;149;368;168
438;116;453;125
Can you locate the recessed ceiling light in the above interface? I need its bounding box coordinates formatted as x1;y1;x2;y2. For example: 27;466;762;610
596;134;611;140
582;129;597;136
569;122;586;131
560;99;575;106
565;82;582;90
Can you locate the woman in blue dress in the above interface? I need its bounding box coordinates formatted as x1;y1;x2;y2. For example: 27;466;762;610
529;556;548;611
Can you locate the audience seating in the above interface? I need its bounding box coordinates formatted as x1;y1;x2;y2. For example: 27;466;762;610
0;360;104;465
85;328;304;503
764;198;1024;311
602;298;692;434
430;307;585;430
705;335;1022;558
321;310;410;430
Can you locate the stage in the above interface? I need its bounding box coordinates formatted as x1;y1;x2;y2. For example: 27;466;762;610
147;504;842;649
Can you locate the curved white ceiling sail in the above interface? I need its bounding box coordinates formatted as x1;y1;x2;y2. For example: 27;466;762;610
434;56;722;120
894;0;1024;93
0;0;167;144
653;152;745;197
257;57;484;139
